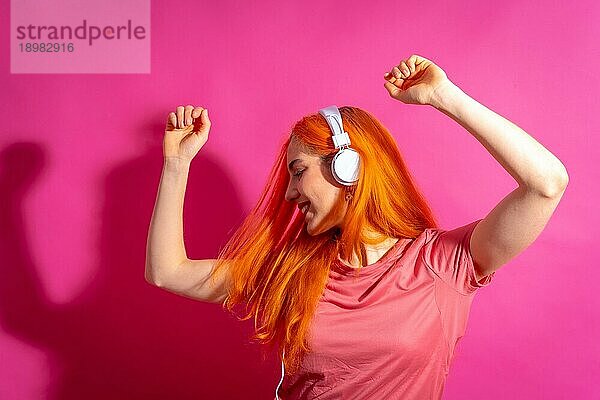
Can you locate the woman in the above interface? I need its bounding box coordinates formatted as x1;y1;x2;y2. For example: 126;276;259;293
145;54;569;399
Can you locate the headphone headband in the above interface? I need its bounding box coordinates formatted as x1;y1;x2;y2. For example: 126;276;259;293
318;105;351;149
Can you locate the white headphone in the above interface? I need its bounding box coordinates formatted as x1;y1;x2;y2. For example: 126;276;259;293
318;105;361;186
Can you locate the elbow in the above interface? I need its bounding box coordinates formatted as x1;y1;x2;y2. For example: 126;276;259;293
541;169;569;198
144;271;156;286
552;167;570;196
144;264;163;287
560;167;569;187
145;274;156;286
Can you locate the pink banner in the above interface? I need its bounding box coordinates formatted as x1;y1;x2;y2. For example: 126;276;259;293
11;0;150;73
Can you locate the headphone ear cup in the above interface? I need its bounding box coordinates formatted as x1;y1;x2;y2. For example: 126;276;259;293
331;148;360;185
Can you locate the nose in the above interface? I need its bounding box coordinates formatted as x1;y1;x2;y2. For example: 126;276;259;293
284;177;298;202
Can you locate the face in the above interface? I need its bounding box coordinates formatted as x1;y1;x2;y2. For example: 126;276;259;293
284;137;349;236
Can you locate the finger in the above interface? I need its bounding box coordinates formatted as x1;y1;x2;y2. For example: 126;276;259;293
176;106;184;129
184;105;194;126
412;54;432;66
384;71;398;81
406;56;417;73
399;61;410;78
191;106;204;119
193;108;211;134
167;112;177;130
392;66;405;82
384;80;402;98
386;71;404;89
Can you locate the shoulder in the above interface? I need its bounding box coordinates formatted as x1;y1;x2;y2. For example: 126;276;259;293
418;220;493;294
422;220;481;244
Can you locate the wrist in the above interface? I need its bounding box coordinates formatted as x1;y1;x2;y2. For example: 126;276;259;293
163;156;191;173
428;80;463;110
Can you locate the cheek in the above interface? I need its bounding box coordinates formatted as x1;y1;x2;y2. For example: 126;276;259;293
333;190;347;210
319;192;340;212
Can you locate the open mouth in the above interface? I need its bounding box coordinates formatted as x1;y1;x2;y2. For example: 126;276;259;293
299;201;310;215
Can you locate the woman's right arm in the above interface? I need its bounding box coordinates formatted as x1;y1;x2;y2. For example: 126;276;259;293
145;105;229;304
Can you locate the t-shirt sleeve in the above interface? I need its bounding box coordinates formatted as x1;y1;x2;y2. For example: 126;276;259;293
422;219;495;295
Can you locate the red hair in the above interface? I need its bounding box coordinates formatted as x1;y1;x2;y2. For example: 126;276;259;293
210;106;438;374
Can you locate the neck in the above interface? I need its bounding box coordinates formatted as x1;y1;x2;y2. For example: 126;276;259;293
341;236;400;268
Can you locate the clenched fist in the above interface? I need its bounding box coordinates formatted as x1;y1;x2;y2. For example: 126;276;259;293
163;104;211;163
383;54;451;106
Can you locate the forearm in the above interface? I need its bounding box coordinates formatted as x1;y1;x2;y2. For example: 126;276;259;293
145;157;191;284
429;82;569;196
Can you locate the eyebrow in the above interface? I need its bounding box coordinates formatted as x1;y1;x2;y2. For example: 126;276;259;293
287;159;301;172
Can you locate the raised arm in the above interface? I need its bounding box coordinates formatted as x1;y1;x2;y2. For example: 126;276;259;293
384;55;568;281
145;105;229;304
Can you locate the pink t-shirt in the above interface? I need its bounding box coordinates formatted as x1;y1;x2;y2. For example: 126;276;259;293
277;219;495;400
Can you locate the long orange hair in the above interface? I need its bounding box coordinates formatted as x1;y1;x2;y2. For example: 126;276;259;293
210;106;438;374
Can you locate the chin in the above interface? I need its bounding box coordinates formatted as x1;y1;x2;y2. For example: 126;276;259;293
303;209;341;237
304;219;320;236
305;224;317;236
305;220;336;238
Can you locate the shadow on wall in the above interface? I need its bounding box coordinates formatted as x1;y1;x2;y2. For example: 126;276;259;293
0;127;280;398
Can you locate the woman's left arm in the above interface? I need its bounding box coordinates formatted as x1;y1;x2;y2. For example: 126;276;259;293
384;55;569;281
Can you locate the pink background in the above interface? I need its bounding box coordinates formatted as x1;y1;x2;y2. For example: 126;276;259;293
1;1;597;399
